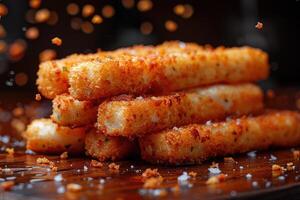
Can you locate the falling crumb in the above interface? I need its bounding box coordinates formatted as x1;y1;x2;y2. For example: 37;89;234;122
0;181;15;191
35;9;50;23
25;27;39;40
108;163;120;172
5;148;14;155
35;93;42;101
36;157;50;164
39;49;57;62
142;168;160;179
188;171;197;178
67;183;82;192
255;22;263;30
81;21;94;34
66;3;79;16
293;150;300;160
140;21;153;35
165;20;178;32
92;15;103;24
51;37;62;46
8;39;27;61
224;157;235;163
143;176;163;189
60;152;68;159
174;4;185;16
102;5;115;18
137;0;153;12
90;160;103;168
82;4;95;17
0;3;8;16
121;0;135;9
206;174;227;185
29;0;41;9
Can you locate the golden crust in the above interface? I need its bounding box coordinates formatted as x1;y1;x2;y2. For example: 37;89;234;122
85;130;138;161
51;94;100;127
97;84;263;137
139;110;300;165
69;41;269;100
23;118;88;154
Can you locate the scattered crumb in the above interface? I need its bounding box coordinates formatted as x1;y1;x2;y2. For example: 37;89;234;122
67;183;82;192
36;157;50;164
224;157;235;163
255;22;263;30
188;171;197;178
5;148;14;155
51;37;62;46
90;160;103;168
92;15;103;24
25;27;39;40
272;164;286;177
82;4;95;17
35;9;50;23
0;181;15;191
293;150;300;160
35;93;42;101
143;176;163;189
287;162;295;171
206;174;227;185
108;163;120;172
142;168;160;179
60;152;68;159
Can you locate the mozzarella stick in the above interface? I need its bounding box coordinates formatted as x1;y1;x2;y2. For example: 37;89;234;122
139;111;300;165
97;84;263;137
69;42;269;100
51;94;100;127
85;130;138;161
23;118;88;154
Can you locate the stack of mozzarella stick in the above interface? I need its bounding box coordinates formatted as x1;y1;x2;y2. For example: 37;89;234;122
23;41;300;164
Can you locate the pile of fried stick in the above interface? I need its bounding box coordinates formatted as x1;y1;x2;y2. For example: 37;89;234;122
23;41;300;165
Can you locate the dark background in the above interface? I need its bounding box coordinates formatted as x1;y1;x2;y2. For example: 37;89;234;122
0;0;299;94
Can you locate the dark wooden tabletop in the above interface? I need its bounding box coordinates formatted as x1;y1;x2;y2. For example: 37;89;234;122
1;88;300;200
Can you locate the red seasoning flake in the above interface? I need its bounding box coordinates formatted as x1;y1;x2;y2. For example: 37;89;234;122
255;22;263;30
90;160;103;168
142;168;160;179
35;93;42;101
51;37;62;46
0;181;15;191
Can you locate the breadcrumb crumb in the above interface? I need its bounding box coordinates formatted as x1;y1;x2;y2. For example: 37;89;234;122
35;93;42;101
60;152;68;159
92;15;103;24
90;160;103;168
143;176;163;189
67;183;82;192
5;148;14;155
51;37;62;46
255;22;263;30
206;174;227;185
272;164;286;177
0;181;15;191
142;168;160;179
36;157;50;164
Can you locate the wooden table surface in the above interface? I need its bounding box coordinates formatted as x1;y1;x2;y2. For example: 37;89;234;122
1;89;300;200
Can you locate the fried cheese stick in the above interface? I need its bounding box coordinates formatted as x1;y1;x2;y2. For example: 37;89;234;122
85;130;138;161
23;118;87;154
139;111;300;164
97;84;263;137
51;94;100;127
69;42;269;100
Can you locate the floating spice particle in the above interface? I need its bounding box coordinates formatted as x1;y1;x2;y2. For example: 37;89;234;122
0;181;14;191
60;152;68;159
293;150;300;160
67;183;82;192
39;49;56;62
102;5;115;18
35;9;50;23
255;22;263;30
174;4;185;16
8;40;27;62
181;4;194;18
137;0;153;12
82;4;95;17
29;0;41;9
25;27;39;40
188;171;197;178
81;21;94;34
140;22;153;35
35;93;42;101
51;37;62;46
0;40;7;53
91;15;103;24
5;148;14;155
66;3;79;16
165;20;178;32
15;72;28;86
143;176;163;189
90;160;103;168
121;0;135;9
0;25;7;38
0;3;8;16
36;157;50;164
206;174;227;185
142;168;160;179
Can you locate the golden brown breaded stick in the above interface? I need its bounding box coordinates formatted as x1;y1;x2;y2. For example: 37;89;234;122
139;111;300;165
97;84;263;137
23;118;88;154
51;94;100;127
85;130;138;161
69;42;269;100
36;46;155;99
